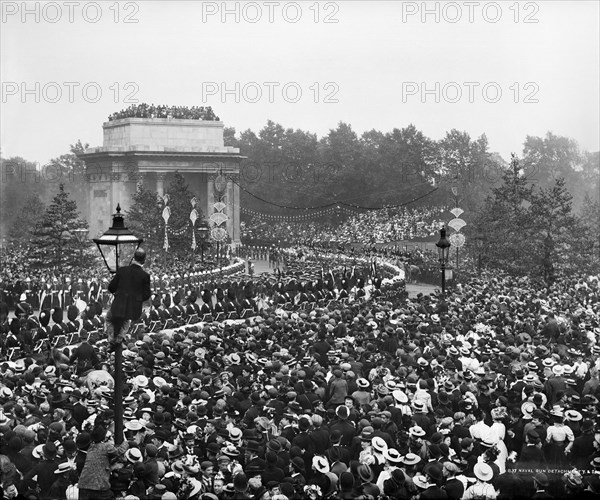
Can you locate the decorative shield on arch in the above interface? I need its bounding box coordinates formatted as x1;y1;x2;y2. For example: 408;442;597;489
214;175;227;194
190;209;198;225
210;212;228;226
449;233;466;248
162;206;171;223
211;227;228;241
448;218;467;232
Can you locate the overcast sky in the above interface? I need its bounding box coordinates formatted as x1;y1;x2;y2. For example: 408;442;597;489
2;0;599;165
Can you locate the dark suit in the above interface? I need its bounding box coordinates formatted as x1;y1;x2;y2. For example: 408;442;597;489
106;262;151;346
108;263;151;321
310;428;331;455
70;341;100;375
571;432;596;469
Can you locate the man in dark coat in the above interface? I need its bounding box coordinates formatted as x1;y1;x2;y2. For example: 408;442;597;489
309;415;330;455
328;406;356;447
70;390;89;430
106;248;152;349
69;340;100;375
517;429;546;471
571;419;596;469
22;442;59;499
261;451;285;484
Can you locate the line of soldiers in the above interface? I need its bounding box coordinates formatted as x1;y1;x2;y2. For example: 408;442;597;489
0;271;261;315
0;275;105;313
139;266;387;333
0;300;106;359
0;265;390;361
268;269;384;308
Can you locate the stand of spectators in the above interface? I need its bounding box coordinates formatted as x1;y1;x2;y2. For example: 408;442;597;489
241;206;446;247
108;104;219;122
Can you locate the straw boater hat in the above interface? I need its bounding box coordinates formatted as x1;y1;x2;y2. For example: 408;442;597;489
393;390;408;403
401;453;421;466
55;462;75;474
409;426;426;438
312;455;330;474
413;474;431;489
357;378;370;389
384;448;403;463
474;463;493;482
565;409;583;422
371;436;387;453
125;448;143;463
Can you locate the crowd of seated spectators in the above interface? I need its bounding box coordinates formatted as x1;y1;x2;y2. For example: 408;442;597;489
241;206;446;247
108;104;219;121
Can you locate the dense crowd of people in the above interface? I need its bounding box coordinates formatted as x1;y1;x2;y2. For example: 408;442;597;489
241;207;446;247
108;104;219;122
1;239;600;499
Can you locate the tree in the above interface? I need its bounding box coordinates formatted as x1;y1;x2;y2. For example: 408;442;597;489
529;177;576;282
476;154;535;276
259;120;286;152
49;140;90;213
521;132;585;207
475;154;591;280
318;122;362;205
580;192;600;230
8;193;46;241
522;132;581;182
236;122;330;216
30;184;88;269
164;172;201;259
573;193;600;272
580;151;600;203
377;125;438;206
126;184;162;255
223;127;239;148
278;127;322;207
431;130;499;211
0;156;54;240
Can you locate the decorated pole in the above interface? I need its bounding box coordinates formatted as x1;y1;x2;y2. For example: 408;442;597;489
211;173;229;276
162;194;171;267
190;197;198;261
448;206;466;274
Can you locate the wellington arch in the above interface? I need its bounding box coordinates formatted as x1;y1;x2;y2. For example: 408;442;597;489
78;117;244;245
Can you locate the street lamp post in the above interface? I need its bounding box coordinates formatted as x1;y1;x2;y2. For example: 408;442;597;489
436;227;451;295
73;228;89;269
92;205;143;445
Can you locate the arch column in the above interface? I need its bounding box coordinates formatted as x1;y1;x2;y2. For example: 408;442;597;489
226;179;234;242
156;172;167;197
207;174;216;219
